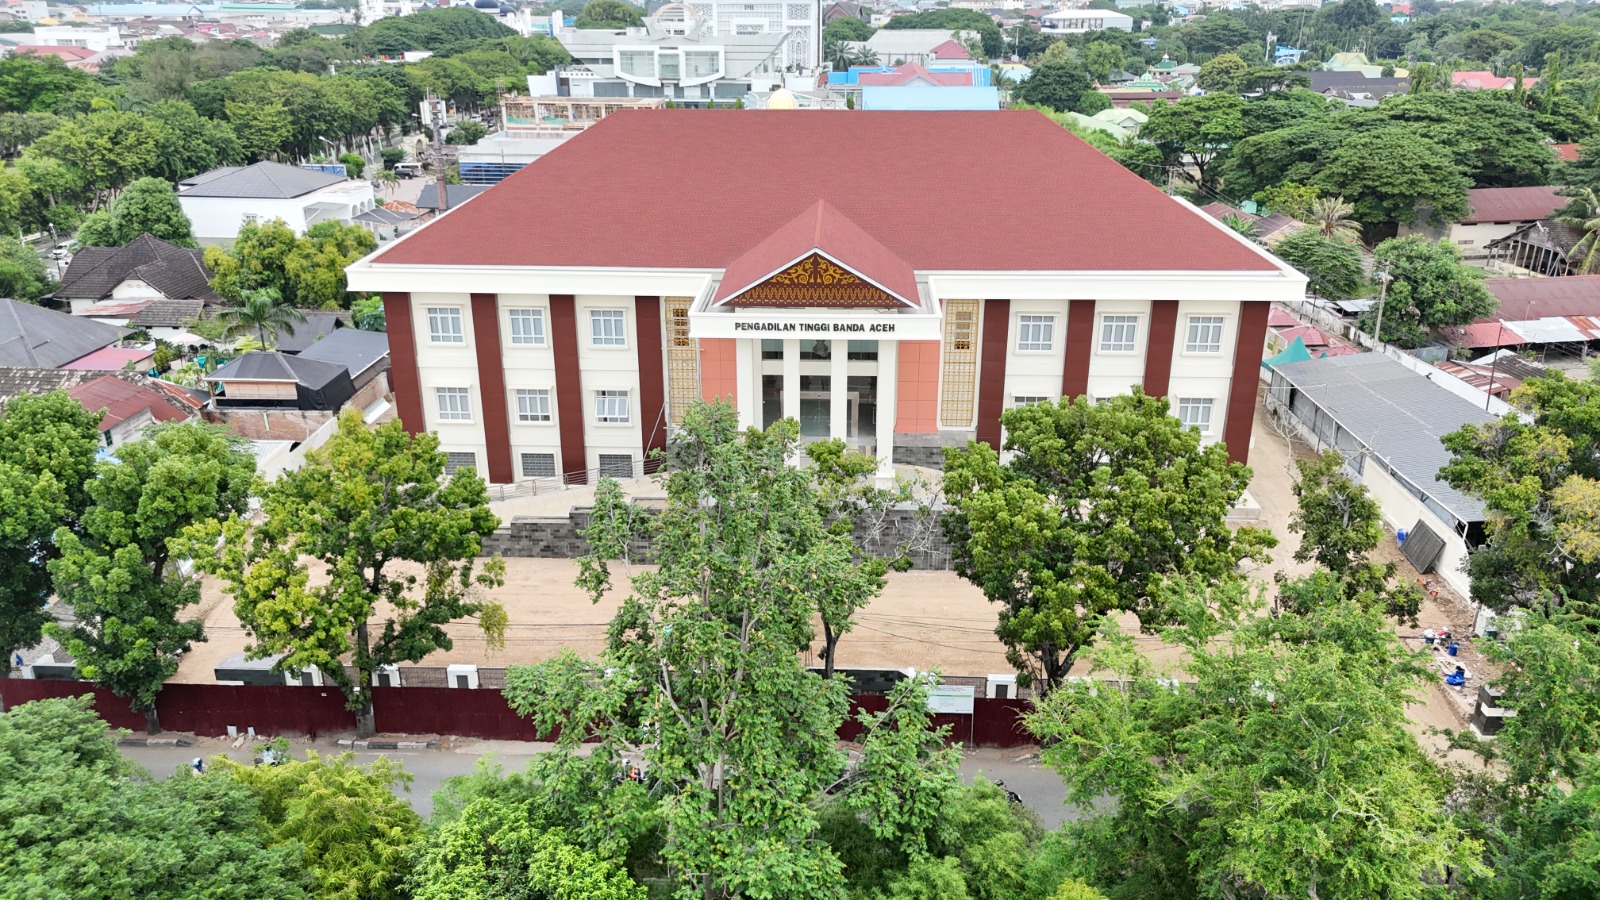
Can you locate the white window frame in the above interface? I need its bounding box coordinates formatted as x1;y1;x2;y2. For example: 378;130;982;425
427;307;465;345
1099;314;1139;354
1176;397;1215;434
507;308;546;347
595;389;631;424
435;387;472;422
590;309;628;348
1184;315;1225;354
513;388;552;424
1012;395;1048;408
1015;314;1055;353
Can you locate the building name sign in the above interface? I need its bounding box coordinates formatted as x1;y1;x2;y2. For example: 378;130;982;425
733;321;897;334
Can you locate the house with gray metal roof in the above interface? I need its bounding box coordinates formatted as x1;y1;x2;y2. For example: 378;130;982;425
0;298;128;368
1266;352;1497;598
206;350;355;411
296;328;389;390
60;234;220;315
177;161;377;245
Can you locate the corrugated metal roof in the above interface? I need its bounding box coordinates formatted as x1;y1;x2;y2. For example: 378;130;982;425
178;161;345;199
1273;353;1496;524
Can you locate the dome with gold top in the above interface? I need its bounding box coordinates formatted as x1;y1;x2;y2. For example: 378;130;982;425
766;88;799;110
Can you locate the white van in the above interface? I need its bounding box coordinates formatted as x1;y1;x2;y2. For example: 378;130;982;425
393;162;424;179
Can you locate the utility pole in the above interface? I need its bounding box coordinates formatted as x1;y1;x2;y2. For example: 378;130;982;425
1372;268;1392;350
431;95;449;213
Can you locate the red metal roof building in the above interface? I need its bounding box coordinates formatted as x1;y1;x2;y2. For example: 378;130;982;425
348;110;1305;485
1461;186;1567;224
67;375;194;447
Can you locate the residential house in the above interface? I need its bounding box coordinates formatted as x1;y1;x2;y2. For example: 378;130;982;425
273;310;348;354
1452;70;1535;91
207;352;356;412
1401;186;1568;258
1437;276;1600;351
827;63;999;110
296;328;390;396
0;298;128;369
1483;219;1586;276
844;30;977;67
205;329;390;441
177;161;377;244
66;374;196;448
1553;143;1581;163
1322;52;1406;79
1306;71;1409;106
9;44;100;68
823;1;868;22
413;184;492;220
1198;202;1307;247
58;234;220;316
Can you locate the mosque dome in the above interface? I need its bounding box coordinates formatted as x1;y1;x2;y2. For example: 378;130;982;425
767;88;799;110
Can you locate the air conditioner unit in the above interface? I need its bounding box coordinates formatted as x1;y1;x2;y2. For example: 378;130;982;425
372;664;401;688
447;664;479;689
285;665;323;687
985;674;1016;699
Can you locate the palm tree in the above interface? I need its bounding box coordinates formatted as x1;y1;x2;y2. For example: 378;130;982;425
1310;196;1363;243
1554;187;1600;274
373;168;400;195
846;46;880;68
218;288;307;349
1222;212;1259;241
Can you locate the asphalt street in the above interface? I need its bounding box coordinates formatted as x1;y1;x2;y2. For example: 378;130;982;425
120;738;1080;827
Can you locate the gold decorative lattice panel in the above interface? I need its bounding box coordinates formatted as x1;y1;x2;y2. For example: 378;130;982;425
665;298;698;425
940;299;979;428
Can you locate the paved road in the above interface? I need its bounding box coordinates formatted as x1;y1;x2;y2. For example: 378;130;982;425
121;738;1079;827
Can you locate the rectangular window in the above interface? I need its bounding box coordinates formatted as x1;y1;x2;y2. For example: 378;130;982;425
590;309;627;346
514;388;551;423
1016;314;1055;352
846;340;879;361
1176;398;1214;433
428;307;464;344
595;389;630;424
1185;315;1224;354
599;454;635;478
436;387;472;421
1100;315;1138;353
1013;396;1048;408
940;299;980;428
761;339;784;360
444;451;477;474
521;452;556;477
507;308;545;346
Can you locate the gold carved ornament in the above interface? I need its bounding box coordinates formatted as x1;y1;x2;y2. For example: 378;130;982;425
730;254;903;308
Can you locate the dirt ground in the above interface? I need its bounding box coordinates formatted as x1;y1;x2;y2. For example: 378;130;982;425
176;387;1498;760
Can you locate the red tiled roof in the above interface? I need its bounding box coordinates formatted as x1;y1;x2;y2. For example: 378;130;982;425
1462;186;1566;224
67;375;191;430
1317;344;1362;357
1267;307;1300;328
713;200;919;306
1276;325;1328;346
14;45;97;61
1443;321;1523;348
1553;143;1581;162
857;63;972;86
1452;70;1537;90
1481;275;1600;320
59;346;154;371
929;39;972;60
373;111;1278;273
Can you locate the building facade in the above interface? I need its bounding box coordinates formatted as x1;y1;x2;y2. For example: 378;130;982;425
346;111;1305;485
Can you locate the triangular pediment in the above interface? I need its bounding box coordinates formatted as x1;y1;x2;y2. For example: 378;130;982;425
713;201;919;309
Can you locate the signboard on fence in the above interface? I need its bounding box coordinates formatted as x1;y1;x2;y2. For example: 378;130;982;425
926;685;976;715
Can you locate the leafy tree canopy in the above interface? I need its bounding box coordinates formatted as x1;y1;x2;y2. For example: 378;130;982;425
76;176;196;248
1362;234;1496;347
1312;126;1470;234
575;0;644;29
1271;228;1366;300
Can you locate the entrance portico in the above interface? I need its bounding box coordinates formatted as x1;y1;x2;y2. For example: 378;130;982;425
687;200;942;475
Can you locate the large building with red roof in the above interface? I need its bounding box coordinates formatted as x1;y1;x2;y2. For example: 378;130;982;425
346;110;1306;485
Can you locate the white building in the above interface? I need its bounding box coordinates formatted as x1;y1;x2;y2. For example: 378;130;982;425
554;17;791;104
31;24;123;51
346;110;1305;486
178;162;377;245
639;0;821;70
1040;9;1135;32
1399;186;1568;259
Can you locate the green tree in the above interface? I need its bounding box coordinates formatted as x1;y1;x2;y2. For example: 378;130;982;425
187;411;507;737
1376;90;1554;188
1307;194;1362;242
1013;59;1094;113
104;176;196;247
144;99;244;183
217;287;308;347
30;110;162;208
575;0;644;29
218;750;421;899
0;234;54;303
444;119;489;145
941;394;1275;692
1220;212;1257;239
1140;93;1246;193
1439;373;1600;614
1270;228;1366;299
823;16;874;43
339;151;366;179
1362;235;1496;347
1217;119;1350;200
225;99;294;161
0;53;94;113
1027;587;1485;900
1289;450;1382;576
284;220;379;310
1311;127;1470;234
1463;758;1600;900
0;392;101;694
352;293;387;331
1197;52;1248;92
0;110;61;156
502;401;956;899
46;423;257;733
205;217;300;301
408;797;647;900
1252;181;1319;219
1554;186;1600;275
1182;13;1256;55
0;696;313;898
1082;41;1124;83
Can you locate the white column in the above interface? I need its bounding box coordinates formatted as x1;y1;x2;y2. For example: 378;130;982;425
829;339;847;440
734;338;757;429
782;339;800;422
875;340;898;481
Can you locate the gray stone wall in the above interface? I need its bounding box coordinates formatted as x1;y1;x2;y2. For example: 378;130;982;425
482;501;955;570
892;444;948;469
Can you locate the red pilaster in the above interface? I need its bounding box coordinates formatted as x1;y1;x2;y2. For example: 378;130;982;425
1062;299;1095;400
548;294;588;484
469;293;513;484
1143;300;1179;399
382;292;425;435
1223;301;1270;464
634;296;667;459
975;298;1010;450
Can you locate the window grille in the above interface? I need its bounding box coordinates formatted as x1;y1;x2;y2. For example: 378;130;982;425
940;299;980;428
